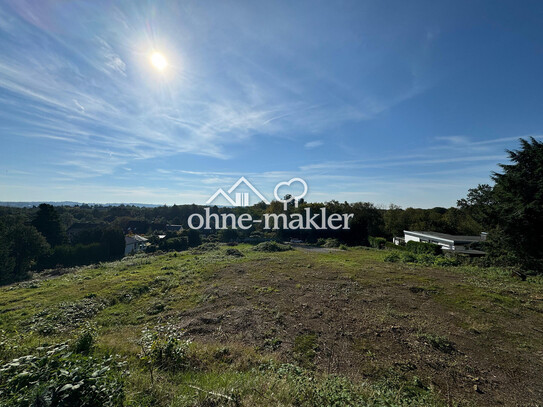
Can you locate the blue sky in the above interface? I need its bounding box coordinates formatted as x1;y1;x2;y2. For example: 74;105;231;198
1;0;542;208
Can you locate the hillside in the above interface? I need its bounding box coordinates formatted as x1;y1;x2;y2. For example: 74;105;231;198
1;245;542;406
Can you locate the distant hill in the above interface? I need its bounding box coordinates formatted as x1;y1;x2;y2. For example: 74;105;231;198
0;201;161;208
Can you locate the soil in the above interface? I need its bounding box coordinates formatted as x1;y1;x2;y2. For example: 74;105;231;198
165;249;543;406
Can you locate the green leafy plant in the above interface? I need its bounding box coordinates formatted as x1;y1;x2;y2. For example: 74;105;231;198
71;323;97;355
384;252;400;263
138;325;192;382
368;236;386;249
323;238;340;248
0;343;125;407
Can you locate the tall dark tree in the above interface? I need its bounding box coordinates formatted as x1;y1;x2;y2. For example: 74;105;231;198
0;221;15;283
99;227;125;259
490;138;543;272
32;204;67;247
3;223;49;283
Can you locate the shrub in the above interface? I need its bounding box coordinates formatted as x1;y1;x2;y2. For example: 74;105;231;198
323;238;340;248
253;241;292;252
385;241;405;251
416;254;436;266
339;244;348;250
406;241;442;255
315;238;327;247
433;256;460;267
368;236;386;249
400;252;417;263
0;343;125;407
159;237;188;252
225;248;244;257
384;253;400;263
139;326;191;373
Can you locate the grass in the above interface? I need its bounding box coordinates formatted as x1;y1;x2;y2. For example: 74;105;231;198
1;244;543;406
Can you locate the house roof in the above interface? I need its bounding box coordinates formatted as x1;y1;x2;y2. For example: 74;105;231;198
404;231;484;245
125;235;148;244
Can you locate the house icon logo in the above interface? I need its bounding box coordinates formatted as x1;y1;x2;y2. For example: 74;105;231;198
206;176;270;207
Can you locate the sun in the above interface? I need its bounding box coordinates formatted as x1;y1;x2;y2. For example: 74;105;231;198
150;52;167;71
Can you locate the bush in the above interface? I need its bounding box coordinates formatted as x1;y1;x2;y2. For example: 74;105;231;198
400;252;417;263
387;251;461;267
191;242;219;254
339;244;348;250
139;326;191;372
323;238;340;248
385;241;405;251
433;256;460;267
384;253;400;263
159;236;188;252
406;241;442;255
0;343;125;407
315;238;327;247
368;236;386;249
253;241;292;252
416;254;436;266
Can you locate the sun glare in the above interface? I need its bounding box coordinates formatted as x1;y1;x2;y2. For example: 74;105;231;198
150;52;167;71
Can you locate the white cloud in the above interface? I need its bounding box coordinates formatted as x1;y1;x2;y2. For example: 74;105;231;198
304;140;323;149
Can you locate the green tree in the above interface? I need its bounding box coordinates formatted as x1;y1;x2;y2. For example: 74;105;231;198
32;204;67;247
0;221;15;283
490;138;543;272
218;228;239;243
186;229;201;247
457;184;495;227
3;224;49;283
99;227;125;259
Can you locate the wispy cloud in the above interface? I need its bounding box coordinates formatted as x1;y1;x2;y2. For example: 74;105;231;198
1;1;539;209
304;140;323;149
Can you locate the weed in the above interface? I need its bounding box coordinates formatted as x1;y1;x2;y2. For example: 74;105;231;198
0;343;125;407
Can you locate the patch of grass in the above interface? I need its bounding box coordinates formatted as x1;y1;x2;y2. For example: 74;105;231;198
253;286;278;294
293;333;319;369
252;241;292;252
1;246;542;406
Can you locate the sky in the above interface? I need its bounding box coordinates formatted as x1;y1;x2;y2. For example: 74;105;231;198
1;0;542;208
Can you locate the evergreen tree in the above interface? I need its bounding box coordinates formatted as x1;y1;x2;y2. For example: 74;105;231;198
4;223;49;283
32;204;67;247
490;137;543;272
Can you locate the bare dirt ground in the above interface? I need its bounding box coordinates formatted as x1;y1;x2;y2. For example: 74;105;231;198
163;249;543;406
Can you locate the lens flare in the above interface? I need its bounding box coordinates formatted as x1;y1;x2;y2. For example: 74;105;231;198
150;52;167;71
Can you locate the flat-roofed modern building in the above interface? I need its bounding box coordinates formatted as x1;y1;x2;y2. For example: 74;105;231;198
402;230;487;256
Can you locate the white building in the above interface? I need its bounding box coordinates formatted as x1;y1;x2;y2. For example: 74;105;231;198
402;230;486;255
125;235;148;256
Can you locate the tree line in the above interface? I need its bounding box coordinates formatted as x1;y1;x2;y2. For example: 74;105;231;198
1;137;541;284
